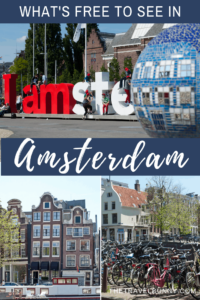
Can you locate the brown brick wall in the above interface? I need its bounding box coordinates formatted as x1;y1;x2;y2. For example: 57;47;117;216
63;207;93;271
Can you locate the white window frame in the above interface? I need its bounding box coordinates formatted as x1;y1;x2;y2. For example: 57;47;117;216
42;241;50;257
43;211;51;222
33;212;41;222
20;229;25;241
83;227;90;235
80;255;90;267
43;202;51;209
43;225;50;238
33;241;40;257
74;215;82;224
73;227;83;237
52;241;60;257
80;240;90;251
156;60;174;79
66;255;76;267
21;244;26;258
177;60;195;78
53;225;60;237
66;240;76;251
53;211;61;221
66;228;73;235
33;225;41;238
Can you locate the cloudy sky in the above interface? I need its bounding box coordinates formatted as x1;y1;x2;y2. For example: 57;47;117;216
0;174;101;227
0;23;132;62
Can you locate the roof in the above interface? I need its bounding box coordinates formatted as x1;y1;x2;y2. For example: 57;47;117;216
102;32;126;56
97;31;115;52
112;185;147;208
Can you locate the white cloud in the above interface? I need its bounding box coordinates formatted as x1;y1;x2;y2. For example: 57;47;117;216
16;36;27;43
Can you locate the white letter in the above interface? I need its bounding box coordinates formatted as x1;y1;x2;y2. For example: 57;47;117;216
166;151;189;168
111;81;134;116
173;6;181;17
74;138;92;174
122;141;146;172
14;138;35;172
62;6;70;17
146;153;165;169
41;6;50;17
72;82;91;115
115;6;122;17
108;154;123;171
37;151;60;168
93;6;100;17
123;6;132;17
32;6;40;17
92;152;106;169
84;6;92;17
75;6;82;17
59;153;76;174
147;6;154;17
19;6;31;17
51;6;58;17
156;6;163;17
138;6;145;17
102;6;109;17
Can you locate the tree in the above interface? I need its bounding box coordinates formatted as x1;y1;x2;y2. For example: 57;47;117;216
100;64;107;72
63;24;99;76
25;24;64;83
0;205;21;268
72;69;81;85
121;57;133;78
109;58;120;81
57;68;72;84
10;57;28;94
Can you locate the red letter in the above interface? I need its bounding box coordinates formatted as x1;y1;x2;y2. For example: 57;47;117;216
3;74;18;113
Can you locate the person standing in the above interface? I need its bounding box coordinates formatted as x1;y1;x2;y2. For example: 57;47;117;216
102;93;109;115
39;73;47;88
83;90;93;119
119;67;132;89
124;75;131;105
16;93;23;113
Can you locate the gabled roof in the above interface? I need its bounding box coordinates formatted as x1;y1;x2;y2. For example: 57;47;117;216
112;185;147;208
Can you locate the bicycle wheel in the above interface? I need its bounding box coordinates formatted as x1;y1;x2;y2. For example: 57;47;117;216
123;263;132;287
131;269;140;289
112;264;124;286
107;266;114;285
138;267;146;288
146;268;160;297
186;272;200;299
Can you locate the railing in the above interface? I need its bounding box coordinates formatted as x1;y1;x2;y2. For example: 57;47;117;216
135;222;150;226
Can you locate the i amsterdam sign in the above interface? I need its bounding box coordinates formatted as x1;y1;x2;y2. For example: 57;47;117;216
3;72;135;116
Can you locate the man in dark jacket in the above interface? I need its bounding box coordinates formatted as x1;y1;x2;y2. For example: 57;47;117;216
30;74;39;91
119;67;132;89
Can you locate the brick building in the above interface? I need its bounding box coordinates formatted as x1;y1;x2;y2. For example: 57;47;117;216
84;24;176;75
0;195;98;286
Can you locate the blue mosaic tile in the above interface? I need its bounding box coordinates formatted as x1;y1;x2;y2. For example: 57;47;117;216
131;24;200;138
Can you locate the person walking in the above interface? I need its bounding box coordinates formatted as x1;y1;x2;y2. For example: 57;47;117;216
83;90;93;119
102;93;109;115
16;93;23;113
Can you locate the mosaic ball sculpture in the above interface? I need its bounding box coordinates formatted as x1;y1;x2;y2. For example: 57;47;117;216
132;24;200;138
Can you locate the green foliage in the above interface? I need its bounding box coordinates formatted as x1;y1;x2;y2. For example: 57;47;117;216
10;57;28;94
25;24;64;83
109;58;120;81
57;68;72;84
63;24;99;77
72;69;81;85
100;64;107;72
121;57;133;78
0;206;21;267
78;69;85;82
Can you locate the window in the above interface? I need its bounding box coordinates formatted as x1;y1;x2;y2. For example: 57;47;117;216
43;225;50;237
66;228;72;235
103;214;108;224
75;216;81;224
112;202;115;210
51;271;59;278
12;246;19;258
66;241;76;251
44;202;50;209
33;225;40;237
34;212;41;221
52;241;59;256
180;64;191;77
112;214;117;224
80;255;90;267
159;65;170;78
66;255;76;267
109;229;115;241
133;67;140;79
53;212;60;221
107;192;112;197
21;245;26;258
81;241;90;251
143;66;151;78
40;288;49;295
92;40;95;44
91;53;96;62
33;242;40;256
158;92;170;105
58;279;65;284
53;225;60;237
142;92;150;105
44;212;50;222
133;93;139;104
83;227;90;235
83;288;91;294
12;231;19;242
27;289;35;296
42;242;50;256
12;217;18;225
73;228;83;237
104;203;108;210
20;229;25;241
